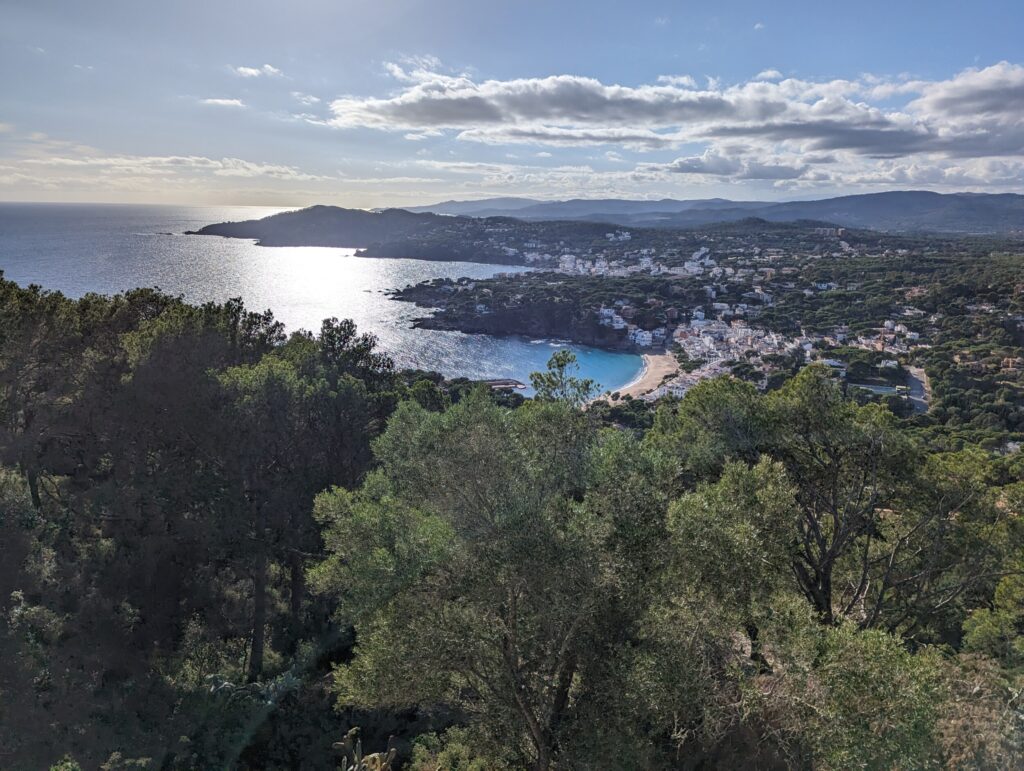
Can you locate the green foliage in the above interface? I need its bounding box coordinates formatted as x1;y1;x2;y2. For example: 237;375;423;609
48;757;82;771
0;278;400;767
529;349;596;406
645;375;766;483
964;566;1024;670
1;270;1022;768
316;392;666;769
409;727;515;771
668;459;796;618
759;619;946;769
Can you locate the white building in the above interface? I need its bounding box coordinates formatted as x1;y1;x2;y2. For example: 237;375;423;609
630;329;654;347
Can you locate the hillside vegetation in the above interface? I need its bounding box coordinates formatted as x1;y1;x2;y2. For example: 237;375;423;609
0;273;1022;769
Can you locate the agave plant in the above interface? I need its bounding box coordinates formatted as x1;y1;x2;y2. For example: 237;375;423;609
334;727;397;771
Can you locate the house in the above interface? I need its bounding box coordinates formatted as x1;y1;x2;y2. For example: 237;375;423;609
630;329;654;347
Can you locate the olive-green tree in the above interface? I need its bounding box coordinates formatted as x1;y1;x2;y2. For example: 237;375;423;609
313;388;666;770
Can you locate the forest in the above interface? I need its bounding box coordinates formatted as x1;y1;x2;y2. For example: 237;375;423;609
1;272;1023;770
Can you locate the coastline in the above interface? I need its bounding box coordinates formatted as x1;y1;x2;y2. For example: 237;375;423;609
608;352;679;399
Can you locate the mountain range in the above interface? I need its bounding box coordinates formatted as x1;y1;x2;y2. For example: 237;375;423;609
406;191;1024;234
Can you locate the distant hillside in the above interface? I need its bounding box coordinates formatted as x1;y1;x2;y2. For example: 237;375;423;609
408;196;765;221
189;197;1020;269
188;204;615;264
404;197;543;216
189;205;442;246
406;191;1024;234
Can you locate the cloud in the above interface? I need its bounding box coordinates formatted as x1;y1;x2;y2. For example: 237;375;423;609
909;61;1024;120
754;22;765;30
653;149;808;180
383;55;445;83
403;129;444;141
201;98;246;108
15;59;1024;198
20;153;327;180
211;157;327;180
330;73;789;133
320;60;1024;191
232;64;283;78
291;91;321;105
657;74;697;88
455;125;683;150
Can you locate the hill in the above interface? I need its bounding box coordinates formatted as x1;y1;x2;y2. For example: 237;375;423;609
188;205;441;246
406;191;1024;234
404;197;543;216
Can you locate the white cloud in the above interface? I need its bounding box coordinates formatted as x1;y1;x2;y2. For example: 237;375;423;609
201;98;246;108
402;128;444;141
320;60;1024;189
657;74;697;88
754;22;765;30
19;153;325;180
383;55;445;83
651;148;808;180
232;64;283;78
329;73;791;134
291;91;321;105
456;125;682;150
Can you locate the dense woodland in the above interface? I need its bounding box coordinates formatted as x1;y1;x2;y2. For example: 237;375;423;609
1;271;1023;770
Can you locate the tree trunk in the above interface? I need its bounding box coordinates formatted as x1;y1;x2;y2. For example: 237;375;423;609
745;622;771;672
502;633;554;771
819;571;834;624
25;467;41;510
531;749;551;771
288;552;305;651
793;560;834;624
247;537;268;683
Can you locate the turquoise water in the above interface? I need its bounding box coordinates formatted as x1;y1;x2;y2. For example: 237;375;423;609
0;203;641;394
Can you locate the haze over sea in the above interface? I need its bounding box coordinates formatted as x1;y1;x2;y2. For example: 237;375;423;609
0;203;642;393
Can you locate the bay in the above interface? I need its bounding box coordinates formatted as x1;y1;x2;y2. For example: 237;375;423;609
0;203;641;393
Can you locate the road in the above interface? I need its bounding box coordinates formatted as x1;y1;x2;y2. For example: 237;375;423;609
906;366;931;414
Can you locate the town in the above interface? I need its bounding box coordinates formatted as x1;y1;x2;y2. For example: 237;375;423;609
390;218;1022;419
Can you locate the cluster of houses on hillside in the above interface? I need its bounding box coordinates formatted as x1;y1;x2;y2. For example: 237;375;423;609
527;247;721;278
607;301;937;402
642;319;802;401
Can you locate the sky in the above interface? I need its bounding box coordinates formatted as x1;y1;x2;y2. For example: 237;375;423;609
2;0;1024;206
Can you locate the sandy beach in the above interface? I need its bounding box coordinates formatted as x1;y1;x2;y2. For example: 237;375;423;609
614;352;679;398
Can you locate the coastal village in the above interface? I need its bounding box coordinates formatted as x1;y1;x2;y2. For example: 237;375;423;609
394;221;985;408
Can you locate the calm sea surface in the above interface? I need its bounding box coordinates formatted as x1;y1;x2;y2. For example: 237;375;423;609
0;203;641;393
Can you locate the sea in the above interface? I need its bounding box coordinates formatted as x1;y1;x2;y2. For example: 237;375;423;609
0;203;642;394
